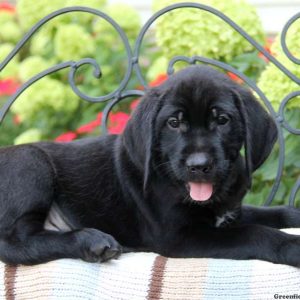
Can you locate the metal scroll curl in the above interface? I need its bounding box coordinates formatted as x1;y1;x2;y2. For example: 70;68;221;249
0;61;74;123
289;178;300;207
278;91;300;135
0;6;133;123
281;12;300;65
101;89;145;134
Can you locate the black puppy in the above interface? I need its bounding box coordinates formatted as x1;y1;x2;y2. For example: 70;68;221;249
1;65;300;267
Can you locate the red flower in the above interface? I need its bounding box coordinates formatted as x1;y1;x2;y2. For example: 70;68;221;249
227;72;243;84
76;120;99;134
149;74;168;87
0;2;15;13
76;113;102;134
53;74;168;141
129;74;168;113
55;132;77;142
136;73;168;91
108;112;130;134
130;99;140;112
258;37;274;62
96;112;102;122
13;114;21;125
0;78;20;96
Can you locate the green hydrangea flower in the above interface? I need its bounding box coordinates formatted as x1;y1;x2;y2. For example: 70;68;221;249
17;0;107;31
14;128;43;145
58;0;108;25
18;56;53;82
67;0;106;9
271;20;300;58
0;21;22;44
0;43;19;79
147;57;169;81
30;28;54;57
258;60;299;111
258;23;300;111
17;0;63;31
93;3;141;43
0;11;15;26
11;78;80;122
153;0;265;63
54;24;96;61
105;3;141;40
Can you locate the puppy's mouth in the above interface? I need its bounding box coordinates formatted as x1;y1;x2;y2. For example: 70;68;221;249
186;182;213;202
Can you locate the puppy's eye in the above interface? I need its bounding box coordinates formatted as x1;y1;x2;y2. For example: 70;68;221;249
217;114;230;125
167;117;180;129
211;108;230;125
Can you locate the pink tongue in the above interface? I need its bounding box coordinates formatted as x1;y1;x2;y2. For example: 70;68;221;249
188;182;213;201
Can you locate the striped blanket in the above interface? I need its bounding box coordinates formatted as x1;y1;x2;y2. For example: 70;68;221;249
1;229;300;300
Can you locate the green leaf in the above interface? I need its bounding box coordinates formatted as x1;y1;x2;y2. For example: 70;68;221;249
256;153;279;181
244;186;271;206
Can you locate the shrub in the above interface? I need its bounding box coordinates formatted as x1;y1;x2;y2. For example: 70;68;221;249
152;0;265;63
251;20;300;206
11;77;80;124
0;1;143;145
54;24;96;61
0;43;19;79
258;20;300;111
17;0;107;31
14;128;43;145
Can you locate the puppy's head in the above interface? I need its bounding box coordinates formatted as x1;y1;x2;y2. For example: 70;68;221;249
123;65;277;203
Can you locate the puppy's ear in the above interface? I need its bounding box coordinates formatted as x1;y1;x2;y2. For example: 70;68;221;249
232;87;278;187
123;88;164;193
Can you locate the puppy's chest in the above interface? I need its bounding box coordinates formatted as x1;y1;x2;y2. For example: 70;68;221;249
202;210;238;228
214;210;238;228
167;205;239;229
186;205;239;228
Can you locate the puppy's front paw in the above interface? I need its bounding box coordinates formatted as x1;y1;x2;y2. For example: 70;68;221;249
279;237;300;267
76;228;122;263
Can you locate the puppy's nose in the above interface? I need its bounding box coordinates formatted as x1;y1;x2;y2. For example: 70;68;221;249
186;153;212;175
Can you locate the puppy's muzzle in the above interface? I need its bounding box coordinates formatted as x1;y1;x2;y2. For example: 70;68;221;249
185;152;214;202
186;152;213;177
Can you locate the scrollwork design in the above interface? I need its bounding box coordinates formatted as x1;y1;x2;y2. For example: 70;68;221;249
289;178;300;206
133;2;300;88
0;61;73;123
0;3;300;206
101;90;144;134
68;58;102;102
0;6;133;123
278;91;300;135
281;12;300;65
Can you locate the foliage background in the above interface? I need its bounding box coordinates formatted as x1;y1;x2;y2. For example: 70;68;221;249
0;0;299;206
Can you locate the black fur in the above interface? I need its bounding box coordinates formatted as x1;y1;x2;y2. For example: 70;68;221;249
1;65;300;266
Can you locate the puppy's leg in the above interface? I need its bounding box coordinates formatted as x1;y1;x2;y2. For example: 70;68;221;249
240;205;300;228
0;145;121;265
161;225;300;267
0;225;122;265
